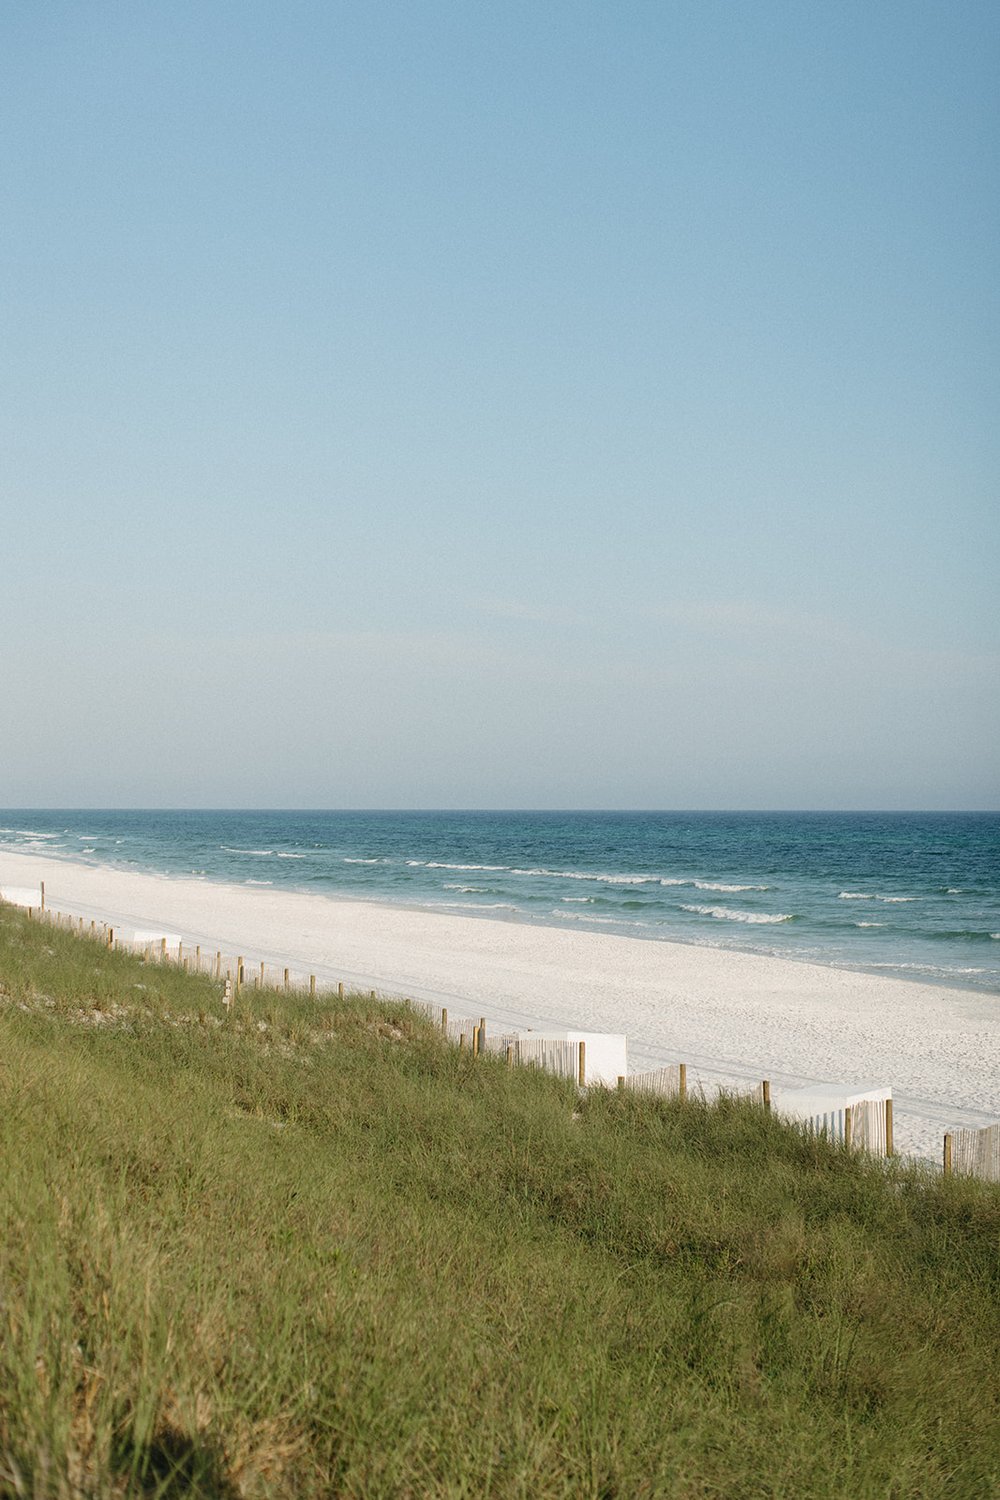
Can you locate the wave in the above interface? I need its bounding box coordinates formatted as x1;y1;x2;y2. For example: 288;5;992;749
221;847;275;856
427;900;519;912
561;896;595;903
550;910;650;928
402;860;773;892
681;904;795;925
692;880;770;893
276;852;307;859
344;857;384;865
867;962;990;977
409;860;508;872
854;921;885;928
838;891;916;903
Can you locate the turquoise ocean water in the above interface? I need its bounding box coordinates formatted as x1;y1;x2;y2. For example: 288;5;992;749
1;810;998;995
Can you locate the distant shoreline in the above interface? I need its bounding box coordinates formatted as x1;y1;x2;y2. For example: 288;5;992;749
4;846;998;1163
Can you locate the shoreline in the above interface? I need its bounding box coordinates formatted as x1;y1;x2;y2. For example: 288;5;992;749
3;847;998;1162
6;836;999;1004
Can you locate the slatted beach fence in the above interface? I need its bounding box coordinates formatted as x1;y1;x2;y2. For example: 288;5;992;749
794;1100;892;1155
943;1124;1000;1183
505;1037;580;1080
622;1064;687;1100
845;1099;890;1155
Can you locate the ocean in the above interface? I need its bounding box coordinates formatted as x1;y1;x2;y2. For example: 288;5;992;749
2;810;998;995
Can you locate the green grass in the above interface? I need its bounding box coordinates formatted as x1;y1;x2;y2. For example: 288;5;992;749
1;904;998;1498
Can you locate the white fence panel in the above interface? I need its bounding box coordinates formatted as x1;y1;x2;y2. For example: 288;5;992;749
950;1123;1000;1183
624;1065;684;1099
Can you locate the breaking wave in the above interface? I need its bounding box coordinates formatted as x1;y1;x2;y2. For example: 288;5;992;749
681;904;795;925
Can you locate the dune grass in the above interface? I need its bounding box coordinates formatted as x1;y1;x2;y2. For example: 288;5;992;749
0;904;998;1498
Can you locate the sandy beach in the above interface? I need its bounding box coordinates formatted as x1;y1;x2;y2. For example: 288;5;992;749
3;848;997;1162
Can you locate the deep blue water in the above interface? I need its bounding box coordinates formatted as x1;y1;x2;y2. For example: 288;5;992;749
2;810;998;994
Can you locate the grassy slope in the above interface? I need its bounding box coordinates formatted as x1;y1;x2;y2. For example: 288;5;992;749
0;906;998;1499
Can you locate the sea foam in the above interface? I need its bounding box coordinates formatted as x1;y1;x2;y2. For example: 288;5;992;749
681;904;794;925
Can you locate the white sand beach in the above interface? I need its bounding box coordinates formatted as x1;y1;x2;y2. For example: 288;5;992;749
3;848;997;1162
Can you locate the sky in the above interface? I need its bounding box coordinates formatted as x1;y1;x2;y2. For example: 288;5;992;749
1;1;997;809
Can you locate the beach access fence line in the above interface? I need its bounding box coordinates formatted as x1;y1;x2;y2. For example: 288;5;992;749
5;888;999;1185
624;1065;688;1099
943;1124;1000;1183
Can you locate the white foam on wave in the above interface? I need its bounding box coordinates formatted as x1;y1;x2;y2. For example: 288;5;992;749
562;896;595;903
409;859;668;884
442;883;489;893
222;847;275;856
427;900;519;912
550;910;650;928
868;962;988;976
276;852;307;859
693;880;770;893
854;921;885;928
344;857;383;865
681;903;794;925
839;891;916;903
244;878;273;886
418;860;509;872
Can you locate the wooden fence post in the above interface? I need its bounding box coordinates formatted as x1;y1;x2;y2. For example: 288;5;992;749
507;1045;515;1068
284;968;289;991
215;951;222;978
310;974;316;998
195;945;201;971
885;1098;894;1157
260;961;265;989
40;881;45;911
338;981;344;1001
844;1107;853;1152
617;1074;625;1090
107;927;114;948
370;989;376;1002
472;1026;480;1057
762;1079;771;1112
161;937;167;962
943;1133;953;1175
237;958;244;991
679;1063;687;1101
459;1033;466;1051
479;1017;486;1050
578;1040;586;1087
441;1007;448;1031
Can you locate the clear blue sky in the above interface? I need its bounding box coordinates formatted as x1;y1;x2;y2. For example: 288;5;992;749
1;2;996;808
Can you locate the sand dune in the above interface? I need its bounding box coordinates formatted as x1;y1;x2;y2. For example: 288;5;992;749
2;849;997;1161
